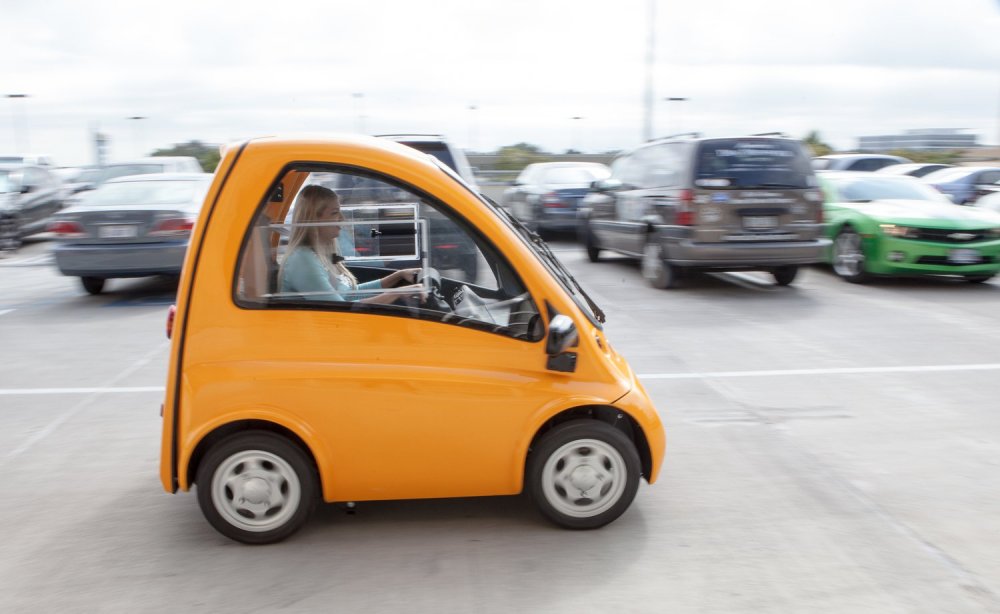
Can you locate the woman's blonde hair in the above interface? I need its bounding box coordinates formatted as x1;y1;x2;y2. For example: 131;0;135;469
280;184;356;287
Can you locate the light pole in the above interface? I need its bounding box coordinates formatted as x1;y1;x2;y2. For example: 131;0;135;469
468;104;478;152
6;94;30;152
127;116;148;158
663;97;689;136
642;0;655;142
352;93;366;133
571;116;584;153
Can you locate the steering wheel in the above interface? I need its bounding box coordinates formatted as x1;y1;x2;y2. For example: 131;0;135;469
415;267;452;312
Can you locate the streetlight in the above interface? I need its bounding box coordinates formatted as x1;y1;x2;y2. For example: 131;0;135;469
352;93;365;133
6;94;30;152
127;116;148;158
570;116;584;153
663;97;689;136
468;104;478;152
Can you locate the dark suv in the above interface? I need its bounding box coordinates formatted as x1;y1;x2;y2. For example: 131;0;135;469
581;134;829;288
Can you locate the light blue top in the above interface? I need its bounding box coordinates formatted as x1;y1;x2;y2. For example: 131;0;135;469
280;248;382;301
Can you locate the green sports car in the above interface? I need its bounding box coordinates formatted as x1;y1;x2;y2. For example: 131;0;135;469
819;171;1000;283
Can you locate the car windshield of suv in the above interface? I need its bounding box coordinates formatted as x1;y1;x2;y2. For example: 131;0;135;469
697;139;813;189
81;179;207;207
831;176;946;203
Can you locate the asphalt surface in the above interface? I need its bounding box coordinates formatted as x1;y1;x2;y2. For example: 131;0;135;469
2;235;999;613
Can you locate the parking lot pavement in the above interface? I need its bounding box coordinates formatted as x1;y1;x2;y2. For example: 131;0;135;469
1;238;999;612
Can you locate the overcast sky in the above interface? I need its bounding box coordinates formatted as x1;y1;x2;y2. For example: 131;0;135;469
5;0;1000;166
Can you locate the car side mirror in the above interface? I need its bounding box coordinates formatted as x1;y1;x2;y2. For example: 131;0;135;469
545;314;578;356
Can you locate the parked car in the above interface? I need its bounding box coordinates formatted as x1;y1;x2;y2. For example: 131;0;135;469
876;163;953;178
47;173;213;294
812;154;912;172
376;134;479;278
973;190;1000;214
920;166;1000;205
502;162;611;236
819;171;1000;284
54;166;106;194
582;133;828;288
0;163;66;250
161;135;665;544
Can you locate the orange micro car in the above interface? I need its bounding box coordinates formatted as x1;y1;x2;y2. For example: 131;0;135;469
160;135;665;544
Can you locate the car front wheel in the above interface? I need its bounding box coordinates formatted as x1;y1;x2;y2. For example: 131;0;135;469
832;228;869;283
196;431;317;544
527;420;641;530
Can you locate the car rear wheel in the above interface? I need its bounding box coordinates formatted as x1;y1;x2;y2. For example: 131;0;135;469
642;242;680;289
585;223;601;262
80;277;105;295
832;228;868;283
772;265;799;286
196;431;317;544
527;420;641;530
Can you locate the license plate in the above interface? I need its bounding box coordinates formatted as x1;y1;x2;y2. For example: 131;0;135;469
99;225;139;238
742;215;778;230
948;249;981;264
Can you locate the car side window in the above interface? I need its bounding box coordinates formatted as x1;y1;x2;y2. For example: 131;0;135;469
614;154;645;188
235;166;543;341
642;144;679;188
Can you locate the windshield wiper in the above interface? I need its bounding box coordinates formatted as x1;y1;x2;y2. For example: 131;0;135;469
486;197;606;324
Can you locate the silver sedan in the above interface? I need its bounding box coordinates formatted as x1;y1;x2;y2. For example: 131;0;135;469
48;172;212;294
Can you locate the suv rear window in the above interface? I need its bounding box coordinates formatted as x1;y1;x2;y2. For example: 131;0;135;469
695;139;812;189
398;141;456;172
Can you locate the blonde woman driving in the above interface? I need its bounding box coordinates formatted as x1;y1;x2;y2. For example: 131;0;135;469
279;185;423;304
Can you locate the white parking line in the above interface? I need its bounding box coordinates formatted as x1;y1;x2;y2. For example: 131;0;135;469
638;363;1000;380
0;386;163;396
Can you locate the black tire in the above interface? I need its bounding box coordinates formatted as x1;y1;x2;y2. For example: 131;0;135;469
196;431;318;545
81;277;105;295
642;242;681;289
831;227;869;284
527;420;641;530
772;265;799;286
0;212;22;252
965;274;994;284
585;223;602;263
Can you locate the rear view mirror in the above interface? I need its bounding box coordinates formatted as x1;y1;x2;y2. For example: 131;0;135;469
545;314;578;356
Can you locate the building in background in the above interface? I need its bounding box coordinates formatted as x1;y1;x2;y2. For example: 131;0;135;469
858;129;979;152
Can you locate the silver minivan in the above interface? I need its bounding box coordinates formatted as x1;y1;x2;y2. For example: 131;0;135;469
582;134;829;288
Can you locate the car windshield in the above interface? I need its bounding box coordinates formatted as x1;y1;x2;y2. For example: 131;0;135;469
830;176;946;202
80;179;207;207
696;139;813;189
0;171;12;193
543;166;609;185
922;167;974;182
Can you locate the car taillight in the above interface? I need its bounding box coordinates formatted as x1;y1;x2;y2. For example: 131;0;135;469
676;189;695;226
150;218;195;237
166;304;176;339
47;220;86;238
434;243;459;249
541;192;565;208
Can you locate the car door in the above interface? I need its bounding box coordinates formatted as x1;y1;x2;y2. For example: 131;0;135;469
589;153;647;255
229;165;566;501
505;164;537;222
17;168;51;227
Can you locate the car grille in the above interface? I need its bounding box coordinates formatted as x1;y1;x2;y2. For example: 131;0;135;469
908;228;990;243
916;255;996;266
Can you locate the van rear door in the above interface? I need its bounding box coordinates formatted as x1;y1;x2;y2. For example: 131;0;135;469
691;139;818;242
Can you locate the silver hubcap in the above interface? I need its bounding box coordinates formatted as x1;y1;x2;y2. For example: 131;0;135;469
642;244;663;281
212;450;301;533
833;232;864;277
541;438;627;518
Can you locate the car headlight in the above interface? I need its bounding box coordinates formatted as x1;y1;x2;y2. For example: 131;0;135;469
879;224;920;239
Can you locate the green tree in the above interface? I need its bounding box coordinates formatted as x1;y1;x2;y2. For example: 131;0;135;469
495;142;549;171
802;131;833;156
151;140;221;172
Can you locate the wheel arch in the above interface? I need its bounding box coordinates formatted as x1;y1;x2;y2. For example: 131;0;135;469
186;419;321;492
525;405;653;485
